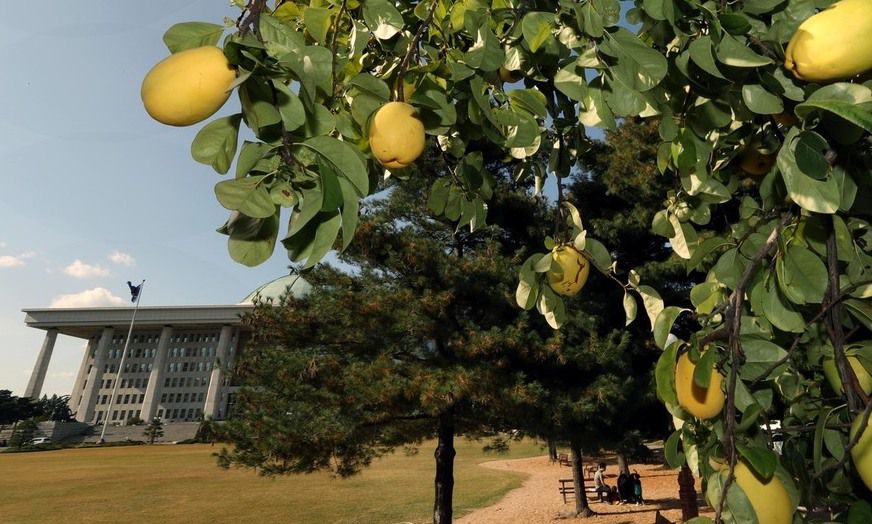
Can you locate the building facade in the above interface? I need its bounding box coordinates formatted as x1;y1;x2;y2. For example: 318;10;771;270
21;275;311;426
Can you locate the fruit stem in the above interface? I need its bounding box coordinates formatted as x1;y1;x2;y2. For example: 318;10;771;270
395;0;440;102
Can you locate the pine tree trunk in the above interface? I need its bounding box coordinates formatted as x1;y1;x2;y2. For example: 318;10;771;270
548;439;558;464
570;441;595;517
617;454;631;475
433;408;456;524
678;464;699;521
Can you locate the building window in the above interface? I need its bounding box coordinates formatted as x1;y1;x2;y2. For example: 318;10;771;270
139;394;145;403
123;394;130;404
112;411;118;421
198;393;205;402
161;393;167;403
164;378;170;388
157;409;163;419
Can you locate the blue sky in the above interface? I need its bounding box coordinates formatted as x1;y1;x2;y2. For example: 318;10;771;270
0;1;292;397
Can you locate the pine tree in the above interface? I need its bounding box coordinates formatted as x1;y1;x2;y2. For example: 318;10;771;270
143;418;164;445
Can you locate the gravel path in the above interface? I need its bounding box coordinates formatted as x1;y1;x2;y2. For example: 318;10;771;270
455;455;712;524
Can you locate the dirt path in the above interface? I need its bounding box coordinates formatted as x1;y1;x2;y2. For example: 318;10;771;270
455;455;712;524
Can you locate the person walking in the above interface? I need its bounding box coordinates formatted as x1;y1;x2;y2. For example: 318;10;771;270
632;471;645;505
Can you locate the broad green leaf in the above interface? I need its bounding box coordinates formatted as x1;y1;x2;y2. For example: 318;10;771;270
777;128;841;214
793;131;829;180
580;78;617;130
465;26;504;71
778;245;828;304
740;338;788;380
508;89;548;118
299;136;369;196
848;501;872;524
796;83;872;133
214;176;276;218
688;37;726;79
796;100;872;134
845;299;872;332
235;141;271;178
654;307;687;349
623;292;638;326
363;0;405;40
336;177;359;251
742;84;784;115
521;12;555;53
664;429;685;469
225;211;280;267
239;78;281;134
302;211;342;268
599;28;668;92
668;214;698;259
163;22;224;53
281;46;333;104
554;64;588;102
584;238;611;271
303;7;333;45
272;81;306;131
716;35;772;67
428;178;451;215
259;13;304;56
639;285;664;329
693;346;716;389
655;340;680;406
191;114;241;174
761;282;806;333
736;444;776;481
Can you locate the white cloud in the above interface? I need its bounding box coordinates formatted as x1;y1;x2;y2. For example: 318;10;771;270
0;255;25;268
0;241;6;248
108;251;135;267
64;259;111;279
50;288;126;308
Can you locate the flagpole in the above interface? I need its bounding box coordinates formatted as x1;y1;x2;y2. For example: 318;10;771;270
98;280;145;443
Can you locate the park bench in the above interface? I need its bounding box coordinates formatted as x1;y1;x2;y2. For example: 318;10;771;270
558;478;598;504
557;453;571;466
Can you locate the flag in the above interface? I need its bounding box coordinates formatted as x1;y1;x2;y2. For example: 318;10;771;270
127;281;142;303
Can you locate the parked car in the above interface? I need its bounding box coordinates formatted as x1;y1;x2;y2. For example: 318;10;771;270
29;437;51;445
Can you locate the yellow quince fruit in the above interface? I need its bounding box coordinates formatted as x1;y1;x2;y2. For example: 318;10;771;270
369;102;426;169
785;0;872;82
733;461;795;524
675;351;725;420
546;245;590;296
141;47;236;127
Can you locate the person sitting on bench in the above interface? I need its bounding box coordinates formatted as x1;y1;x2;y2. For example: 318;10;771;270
593;462;612;503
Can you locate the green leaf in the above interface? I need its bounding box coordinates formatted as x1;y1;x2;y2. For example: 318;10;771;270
845;299;872;332
259;13;304;56
737;445;777;481
758;281;806;333
777;128;841;214
688;37;726;79
214;176;276;219
428;178;451;215
508;89;548;118
740;338;789;380
716;35;772;67
664;429;685;469
623;292;638;326
272;81;306;131
281;46;333;104
639;285;665;329
796;83;872;133
654;307;686;349
465;26;504;72
337;177;359;251
163;22;224;53
303;7;333;45
778;245;828;304
793;131;829;180
225;211;280;267
742;84;784;115
362;0;404;40
521;12;555;53
583;238;611;271
599;28;668;92
848;501;872;524
299;136;369;197
693;346;716;388
239;78;281;134
655;340;680;406
191;115;241;174
554;64;588;102
235;141;271;178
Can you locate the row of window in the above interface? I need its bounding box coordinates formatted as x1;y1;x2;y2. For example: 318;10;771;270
161;392;206;404
167;361;214;373
164;376;209;389
108;333;221;346
158;407;202;421
103;362;153;374
99;393;146;405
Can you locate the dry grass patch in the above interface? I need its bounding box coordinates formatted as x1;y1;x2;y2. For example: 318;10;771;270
0;438;545;524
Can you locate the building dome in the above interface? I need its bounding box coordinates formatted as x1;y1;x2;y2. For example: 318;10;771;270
240;274;312;304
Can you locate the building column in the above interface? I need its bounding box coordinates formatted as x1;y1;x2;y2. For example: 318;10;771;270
69;338;97;416
203;325;233;419
24;329;58;398
76;327;113;423
141;326;172;421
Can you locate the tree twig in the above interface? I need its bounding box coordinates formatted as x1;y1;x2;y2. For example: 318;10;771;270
395;0;440;102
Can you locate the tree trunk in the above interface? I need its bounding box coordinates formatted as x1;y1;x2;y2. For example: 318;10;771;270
433;408;456;524
570;441;595;517
617;454;631;475
548;439;558;464
678;464;699;521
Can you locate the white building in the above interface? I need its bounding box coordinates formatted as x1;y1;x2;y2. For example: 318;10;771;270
21;275;310;425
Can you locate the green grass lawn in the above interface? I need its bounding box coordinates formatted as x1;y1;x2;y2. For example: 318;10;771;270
0;438;545;524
